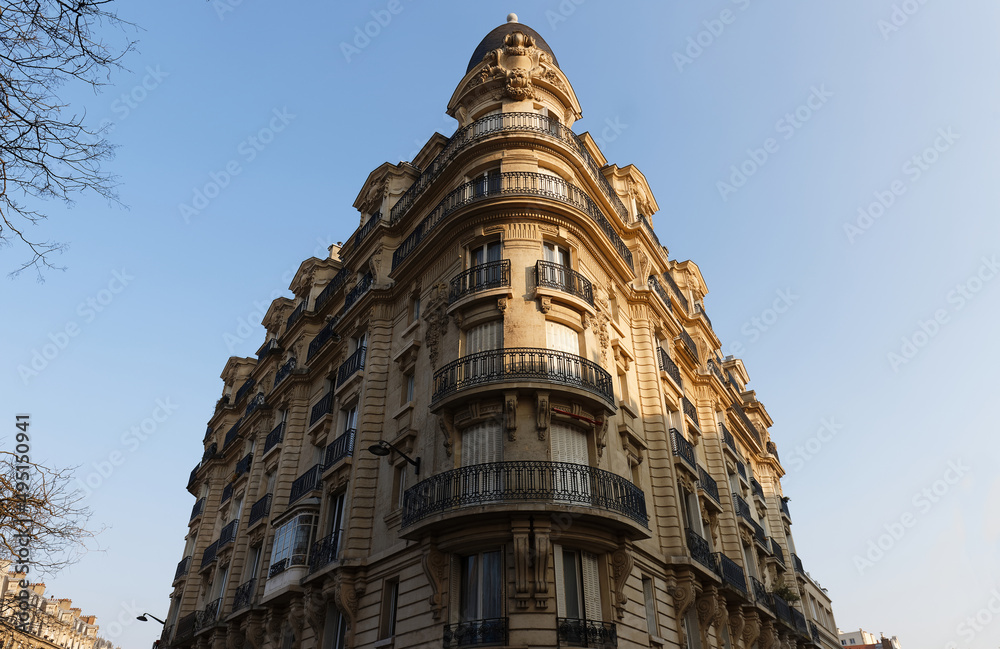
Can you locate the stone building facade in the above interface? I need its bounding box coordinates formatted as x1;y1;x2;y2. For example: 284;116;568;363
161;15;841;649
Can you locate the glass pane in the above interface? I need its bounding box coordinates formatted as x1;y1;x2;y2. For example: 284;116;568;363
487;241;502;262
482;551;502;618
460;555;479;621
562;551;581;619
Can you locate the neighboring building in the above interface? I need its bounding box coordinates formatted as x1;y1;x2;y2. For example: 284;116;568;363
0;562;120;649
838;629;902;648
161;15;841;649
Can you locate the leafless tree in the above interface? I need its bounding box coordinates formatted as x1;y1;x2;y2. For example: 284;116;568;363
0;0;136;280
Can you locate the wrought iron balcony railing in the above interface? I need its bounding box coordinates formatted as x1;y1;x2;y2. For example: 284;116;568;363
263;421;285;453
556;618;618;648
309;391;333;426
721;423;737;454
188;464;200;490
809;622;821;644
695;302;713;328
443;617;509;648
389;112;627;227
234;377;255;404
685;528;715;572
218;520;238;547
770;537;785;567
751;478;765;500
431;348;615;406
257;338;280;360
450;259;511;303
656;346;682;386
336;346;366;387
402;461;648;528
221;482;233;504
248;494;271;525
175;613;196;642
224;418;242;448
772;592;792;623
637;214;661;248
678;330;698;361
317;266;352;313
730;403;763;446
235;452;252;478
780;498;792;520
737;460;747;481
733;495;767;545
749;576;770;608
289;464;322;504
308;529;342;574
286;300;306;330
647;275;672;314
697;465;720;504
354;211;381;248
248;493;272;526
200;540;219;568
323;429;356;469
344;272;373;312
391;171;633;271
174;556;192;581
274;357;297;387
307;315;340;360
202;442;218;463
792;553;805;574
791;608;808;634
714;552;747;594
537;260;593;305
669;428;696;470
268;558;289;578
195;598;221;630
189;498;205;522
682;396;699;425
661;272;689;312
232;578;255;612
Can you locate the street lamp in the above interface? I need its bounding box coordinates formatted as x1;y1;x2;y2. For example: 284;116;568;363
136;613;165;624
366;440;420;475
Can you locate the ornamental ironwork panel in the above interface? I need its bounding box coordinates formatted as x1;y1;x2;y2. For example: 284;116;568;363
336;346;366;387
323;430;356;469
232;578;256;612
443;617;509;648
218;520;238;547
656;346;681;385
234;378;255;404
402;461;648;528
264;422;285;452
697;465;720;504
344;273;373;312
274;357;297;387
537;260;593;305
685;529;715;572
669;428;696;470
174;556;191;581
556;618;617;648
309;392;333;426
289;464;322;504
235;452;252;478
189;498;205;522
248;493;272;526
309;529;342;574
714;552;747;594
647;276;672;313
450;259;511;303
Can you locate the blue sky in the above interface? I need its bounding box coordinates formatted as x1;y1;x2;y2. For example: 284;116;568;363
3;1;999;647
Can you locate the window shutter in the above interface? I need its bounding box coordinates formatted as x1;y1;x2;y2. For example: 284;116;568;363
467;320;502;355
581;552;601;622
551;423;588;465
553;544;566;617
545;321;579;355
462;420;502;467
449;556;462;624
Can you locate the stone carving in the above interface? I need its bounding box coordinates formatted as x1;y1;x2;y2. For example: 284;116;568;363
727;604;745;649
534;531;550;602
264;609;284;649
422;282;449;369
514;530;531;606
226;622;244;649
536;392;550;440
505;392;518;441
594;415;609;458
331;572;359;626
438;413;455;456
741;610;761;649
666;572;697;618
712;592;729;631
468;31;562;101
610;543;633;619
758;620;776;649
498;297;509;313
287;599;305;649
242;613;266;649
422;542;447;619
696;586;717;626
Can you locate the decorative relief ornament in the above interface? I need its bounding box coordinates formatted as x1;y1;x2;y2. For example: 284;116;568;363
469;30;562;101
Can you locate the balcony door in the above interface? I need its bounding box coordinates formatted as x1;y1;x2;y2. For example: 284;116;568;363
551;422;590;501
554;546;601;623
462;420;503;499
465;320;503;384
546;321;580;381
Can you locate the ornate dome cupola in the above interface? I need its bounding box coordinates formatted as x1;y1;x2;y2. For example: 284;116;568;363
448;13;583;129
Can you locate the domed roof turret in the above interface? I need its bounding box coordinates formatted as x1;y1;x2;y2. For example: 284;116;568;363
466;14;559;74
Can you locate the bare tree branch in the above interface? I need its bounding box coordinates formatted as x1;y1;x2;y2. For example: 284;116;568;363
0;0;137;280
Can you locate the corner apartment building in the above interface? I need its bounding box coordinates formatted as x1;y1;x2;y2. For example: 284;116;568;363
160;15;841;649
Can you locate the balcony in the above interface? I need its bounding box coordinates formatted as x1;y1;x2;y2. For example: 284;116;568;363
647;276;672;314
343;272;373;312
221;482;233;504
780;498;792;520
697;465;720;505
682;397;699;426
714;552;747;594
323;429;356;469
336;346;366;388
431;348;615;408
733;495;767;546
792;553;805;575
315;266;351;312
263;422;285;453
556;618;617;648
307;315;340;360
721;424;737;455
174;613;196;643
770;537;785;567
656;347;682;386
248;493;272;526
749;576;770;609
391;171;632;272
695;303;713;328
218;520;238;548
268;558;290;578
389;112;627;229
450;259;511;303
677;330;698;361
195;598;221;631
189;498;205;522
772;592;792;624
669;428;696;471
245;393;267;418
736;460;747;481
637;214;661;248
730;403;763;446
661;272;689;312
289;464;322;504
187;465;200;490
257;338;280;360
200;540;219;569
286;300;307;331
173;556;192;582
309;391;333;427
536;260;593;306
809;622;821;644
234;377;255;404
685;528;715;572
791;608;809;634
443;618;509;649
232;578;256;612
223;421;241;449
202;442;218;463
751;478;765;501
235;452;252;478
402;461;648;532
273;357;296;387
354;211;381;248
308;529;342;574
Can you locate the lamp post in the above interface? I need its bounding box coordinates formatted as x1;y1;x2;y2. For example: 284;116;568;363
136;613;166;625
366;440;420;475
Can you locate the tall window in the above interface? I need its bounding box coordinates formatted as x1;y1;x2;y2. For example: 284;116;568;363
551;422;589;500
642;576;658;636
543;242;570;267
379;578;399;639
554;546;601;621
473;168;502;197
269;514;316;573
341;405;358;433
465;320;503;381
459;550;503;622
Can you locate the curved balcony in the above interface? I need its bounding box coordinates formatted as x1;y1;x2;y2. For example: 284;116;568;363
449;259;511;304
391;171;632;272
401;461;648;539
536;260;593;307
431;348;615;409
389;112;627;227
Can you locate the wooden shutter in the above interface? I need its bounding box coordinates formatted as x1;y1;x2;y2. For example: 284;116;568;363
467;320;502;354
551;423;588;465
553;544;566;617
545;321;579;355
462;420;502;466
581;552;601;621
